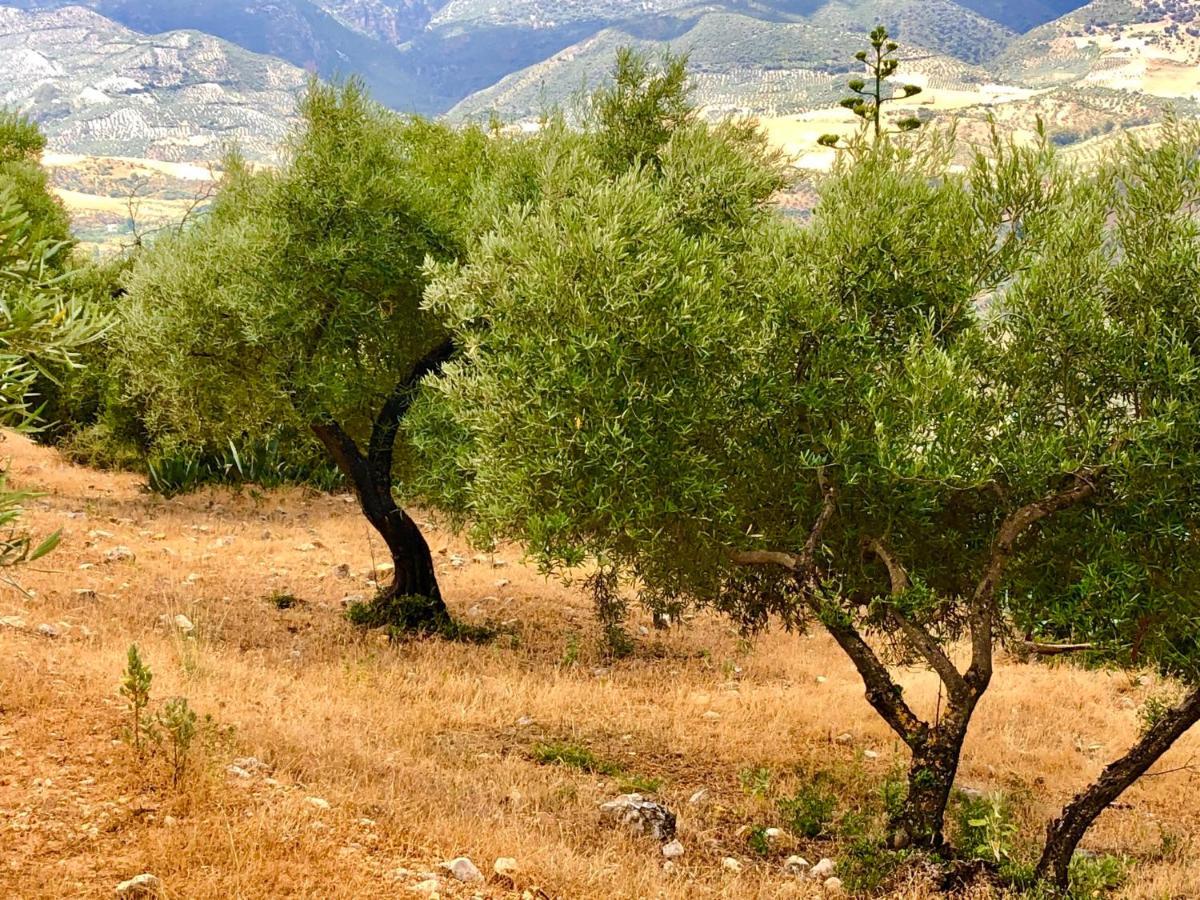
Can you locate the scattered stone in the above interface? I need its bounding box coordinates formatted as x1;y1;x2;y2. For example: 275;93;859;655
232;756;270;774
305;796;331;811
226;765;253;780
173;614;195;633
662;860;676;874
104;546;135;562
341;594;366;608
661;840;685;859
815;676;828;684
376;562;395;574
702;710;721;721
441;857;484;884
162;816;178;828
210;536;235;548
834;732;853;745
493;857;519;879
74;588;98;601
638;626;650;636
599;794;677;840
37;623;59;638
495;578;511;588
295;543;318;553
764;827;784;841
450;555;466;568
88;529;114;540
784;856;810;875
722;857;742;873
332;563;351;578
408;878;440;896
0;616;26;630
516;716;535;727
955;785;984;801
824;877;844;895
115;873;161;897
688;789;707;805
810;858;836;880
863;750;879;760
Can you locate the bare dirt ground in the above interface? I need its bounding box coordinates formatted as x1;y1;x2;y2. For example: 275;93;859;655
1;432;1198;899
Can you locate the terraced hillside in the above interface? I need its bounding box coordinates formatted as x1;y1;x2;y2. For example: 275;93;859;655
0;6;305;161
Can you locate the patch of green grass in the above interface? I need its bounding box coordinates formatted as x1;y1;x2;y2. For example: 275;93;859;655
1068;853;1128;898
738;765;774;798
840;837;913;894
532;741;622;777
531;740;661;794
619;773;663;794
779;780;838;839
268;592;301;610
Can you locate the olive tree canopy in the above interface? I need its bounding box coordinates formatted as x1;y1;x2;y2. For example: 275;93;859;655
419;111;1200;871
119;80;494;632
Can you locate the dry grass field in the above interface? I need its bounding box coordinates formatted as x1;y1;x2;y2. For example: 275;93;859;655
2;432;1198;899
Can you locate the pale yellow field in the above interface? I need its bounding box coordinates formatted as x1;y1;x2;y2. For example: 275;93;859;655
1;432;1198;898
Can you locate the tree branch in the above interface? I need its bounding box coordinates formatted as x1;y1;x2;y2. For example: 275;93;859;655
1020;640;1096;657
366;337;455;497
729;469;836;572
967;473;1100;687
867;539;968;701
811;591;928;747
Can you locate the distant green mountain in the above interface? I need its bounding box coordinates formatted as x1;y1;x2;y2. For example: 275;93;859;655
450;6;990;122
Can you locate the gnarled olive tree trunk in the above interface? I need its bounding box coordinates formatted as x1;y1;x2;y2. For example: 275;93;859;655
311;339;455;633
733;474;1099;850
1035;685;1200;891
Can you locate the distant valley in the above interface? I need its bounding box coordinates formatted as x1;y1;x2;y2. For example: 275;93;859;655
3;0;1200;250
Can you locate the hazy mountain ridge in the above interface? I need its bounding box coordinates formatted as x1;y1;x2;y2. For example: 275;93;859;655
0;5;306;160
6;0;1196;167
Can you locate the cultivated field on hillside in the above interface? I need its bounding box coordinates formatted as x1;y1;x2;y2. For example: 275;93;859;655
1;433;1198;898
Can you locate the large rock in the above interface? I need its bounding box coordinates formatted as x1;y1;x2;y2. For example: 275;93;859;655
810;858;836;880
599;793;677;841
115;873;161;897
440;857;483;884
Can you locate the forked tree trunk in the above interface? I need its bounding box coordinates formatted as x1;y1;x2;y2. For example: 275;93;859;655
892;715;972;849
1035;685;1200;891
310;339;455;634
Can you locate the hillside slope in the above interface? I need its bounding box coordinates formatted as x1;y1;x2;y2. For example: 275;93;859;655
450;5;991;122
0;5;305;160
0;425;1198;897
996;0;1200;93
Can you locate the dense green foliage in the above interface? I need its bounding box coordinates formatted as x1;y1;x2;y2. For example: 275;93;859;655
118;81;486;456
0;118;104;569
0;110;72;265
418;62;1200;853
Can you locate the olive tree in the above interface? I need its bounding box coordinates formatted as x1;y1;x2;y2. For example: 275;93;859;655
118;80;494;633
1018;126;1200;891
420;89;1200;863
1;182;103;567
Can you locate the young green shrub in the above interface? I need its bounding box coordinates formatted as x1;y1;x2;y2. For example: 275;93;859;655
955;792;1019;865
779;781;838;839
119;644;153;754
155;697;198;787
738;765;774;799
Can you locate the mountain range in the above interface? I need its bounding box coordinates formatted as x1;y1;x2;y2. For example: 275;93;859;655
2;0;1198;166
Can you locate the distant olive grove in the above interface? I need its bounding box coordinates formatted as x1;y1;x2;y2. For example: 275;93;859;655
9;35;1200;895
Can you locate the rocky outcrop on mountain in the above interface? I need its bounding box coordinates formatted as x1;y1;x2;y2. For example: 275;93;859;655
0;5;304;160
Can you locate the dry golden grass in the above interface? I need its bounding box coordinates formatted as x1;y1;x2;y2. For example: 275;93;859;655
1;432;1198;898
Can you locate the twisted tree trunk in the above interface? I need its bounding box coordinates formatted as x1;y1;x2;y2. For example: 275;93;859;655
311;339;455;633
1035;685;1200;891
